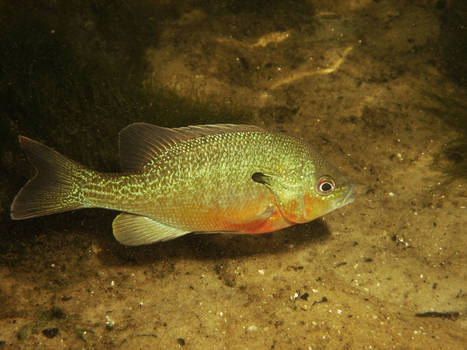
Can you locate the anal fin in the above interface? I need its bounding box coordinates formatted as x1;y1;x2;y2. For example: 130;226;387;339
112;213;190;246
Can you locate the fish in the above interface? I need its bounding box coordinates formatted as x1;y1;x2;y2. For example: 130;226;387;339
10;123;354;246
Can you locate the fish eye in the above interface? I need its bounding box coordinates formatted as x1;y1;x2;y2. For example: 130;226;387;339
317;176;336;195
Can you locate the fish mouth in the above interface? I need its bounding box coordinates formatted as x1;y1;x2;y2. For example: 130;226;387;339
336;183;354;208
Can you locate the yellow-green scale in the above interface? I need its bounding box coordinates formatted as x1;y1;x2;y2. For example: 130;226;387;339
80;131;316;231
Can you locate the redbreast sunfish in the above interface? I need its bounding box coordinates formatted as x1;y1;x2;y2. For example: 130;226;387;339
11;123;354;245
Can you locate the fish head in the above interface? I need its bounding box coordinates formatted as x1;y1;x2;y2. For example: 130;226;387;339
252;155;354;224
301;159;354;222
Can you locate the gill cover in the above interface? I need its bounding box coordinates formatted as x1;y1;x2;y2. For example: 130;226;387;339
252;172;306;223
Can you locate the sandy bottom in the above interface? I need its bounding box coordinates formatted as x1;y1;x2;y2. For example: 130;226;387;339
1;1;466;349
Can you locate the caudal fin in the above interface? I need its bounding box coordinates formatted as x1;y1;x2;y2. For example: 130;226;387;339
11;136;86;220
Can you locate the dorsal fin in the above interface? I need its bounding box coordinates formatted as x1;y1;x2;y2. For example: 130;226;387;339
119;123;263;171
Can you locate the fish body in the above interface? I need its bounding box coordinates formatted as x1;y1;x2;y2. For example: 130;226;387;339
11;123;354;246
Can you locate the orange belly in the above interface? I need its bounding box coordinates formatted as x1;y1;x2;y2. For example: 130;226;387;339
221;208;293;234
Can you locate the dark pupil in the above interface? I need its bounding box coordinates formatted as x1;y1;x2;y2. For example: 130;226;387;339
321;182;332;192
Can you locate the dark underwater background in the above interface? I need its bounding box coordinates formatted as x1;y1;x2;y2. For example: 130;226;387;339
0;1;465;348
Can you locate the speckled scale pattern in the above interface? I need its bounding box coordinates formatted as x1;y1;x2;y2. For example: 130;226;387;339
81;130;317;231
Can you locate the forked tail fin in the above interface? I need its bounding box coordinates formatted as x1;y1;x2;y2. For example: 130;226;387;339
11;136;87;220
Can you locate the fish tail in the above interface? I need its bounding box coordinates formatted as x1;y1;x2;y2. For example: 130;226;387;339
11;136;88;220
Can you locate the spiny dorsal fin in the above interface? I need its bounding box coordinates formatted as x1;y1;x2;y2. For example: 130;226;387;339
119;123;263;172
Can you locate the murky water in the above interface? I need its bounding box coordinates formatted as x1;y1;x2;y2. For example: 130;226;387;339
1;1;466;349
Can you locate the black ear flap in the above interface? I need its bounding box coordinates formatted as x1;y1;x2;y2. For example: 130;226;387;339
251;172;269;185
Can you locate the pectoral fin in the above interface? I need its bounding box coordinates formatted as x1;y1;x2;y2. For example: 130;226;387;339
112;213;190;246
227;204;275;224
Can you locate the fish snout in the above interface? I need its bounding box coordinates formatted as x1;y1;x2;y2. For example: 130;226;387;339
336;183;354;208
